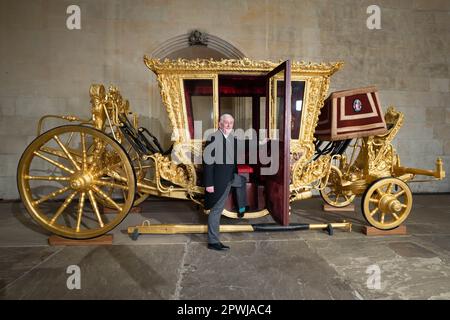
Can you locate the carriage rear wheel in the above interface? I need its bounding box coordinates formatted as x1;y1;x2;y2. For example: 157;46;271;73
361;177;412;230
17;125;136;239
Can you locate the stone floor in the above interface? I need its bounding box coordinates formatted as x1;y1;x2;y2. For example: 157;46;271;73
0;194;450;300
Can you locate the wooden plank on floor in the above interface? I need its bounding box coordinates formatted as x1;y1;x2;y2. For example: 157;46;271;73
363;225;407;236
48;234;113;246
323;203;355;212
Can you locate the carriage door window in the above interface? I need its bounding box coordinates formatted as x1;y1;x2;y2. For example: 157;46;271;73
183;79;214;139
291;81;305;139
274;80;305;140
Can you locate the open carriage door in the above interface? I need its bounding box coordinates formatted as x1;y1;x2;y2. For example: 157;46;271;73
264;60;291;225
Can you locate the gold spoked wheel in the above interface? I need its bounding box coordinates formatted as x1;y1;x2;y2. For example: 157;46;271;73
361;177;412;230
320;166;356;207
17;125;136;239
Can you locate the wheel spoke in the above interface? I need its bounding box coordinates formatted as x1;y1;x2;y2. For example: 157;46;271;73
76;192;86;232
88;190;104;228
380;212;385;224
41;145;83;159
33;186;70;205
391;212;400;220
81;132;87;171
370;207;379;217
50;191;78;225
34;151;75;174
54;135;80;171
376;188;385;196
393;190;406;198
25;175;70;181
40;146;70;160
92;161;122;179
385;183;393;194
92;185;122;211
369;198;379;204
94;180;129;190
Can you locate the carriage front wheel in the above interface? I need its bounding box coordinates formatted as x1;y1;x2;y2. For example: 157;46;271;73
17;125;136;239
361;177;412;230
320;165;356;208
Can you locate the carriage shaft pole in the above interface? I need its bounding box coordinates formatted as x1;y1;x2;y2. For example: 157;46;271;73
127;222;351;235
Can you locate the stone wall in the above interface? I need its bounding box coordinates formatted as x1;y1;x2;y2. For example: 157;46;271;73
1;0;449;199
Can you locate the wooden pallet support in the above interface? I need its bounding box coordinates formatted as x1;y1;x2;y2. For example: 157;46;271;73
48;234;113;246
363;225;407;236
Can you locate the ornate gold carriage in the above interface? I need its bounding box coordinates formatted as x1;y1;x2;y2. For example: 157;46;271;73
16;57;445;239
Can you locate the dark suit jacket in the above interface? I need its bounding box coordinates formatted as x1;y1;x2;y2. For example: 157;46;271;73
203;130;238;210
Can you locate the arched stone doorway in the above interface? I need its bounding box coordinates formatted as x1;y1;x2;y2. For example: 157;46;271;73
151;30;246;59
147;31;246;148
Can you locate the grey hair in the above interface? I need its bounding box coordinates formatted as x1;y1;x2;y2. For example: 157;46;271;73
219;113;234;122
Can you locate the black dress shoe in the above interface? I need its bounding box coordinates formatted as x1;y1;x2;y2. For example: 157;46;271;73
219;242;230;249
208;242;230;251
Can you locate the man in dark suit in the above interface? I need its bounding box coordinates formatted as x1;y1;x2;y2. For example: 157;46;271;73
203;114;247;251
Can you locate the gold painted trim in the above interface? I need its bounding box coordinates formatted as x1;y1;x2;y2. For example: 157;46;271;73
144;57;343;75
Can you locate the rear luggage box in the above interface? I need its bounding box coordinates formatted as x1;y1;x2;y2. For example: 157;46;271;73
315;86;387;141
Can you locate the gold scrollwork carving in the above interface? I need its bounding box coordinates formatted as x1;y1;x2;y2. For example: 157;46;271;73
154;153;195;189
354;106;404;179
292;154;332;188
145;57;343;75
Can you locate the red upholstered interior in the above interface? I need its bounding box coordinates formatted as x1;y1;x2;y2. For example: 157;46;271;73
218;75;266;96
183;76;267;138
238;164;254;173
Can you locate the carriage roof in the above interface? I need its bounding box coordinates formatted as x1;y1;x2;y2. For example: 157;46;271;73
144;56;343;75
